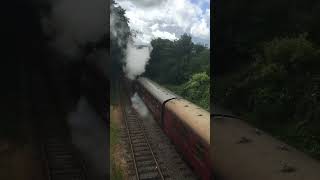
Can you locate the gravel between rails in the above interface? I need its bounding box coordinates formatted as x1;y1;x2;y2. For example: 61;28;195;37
120;87;199;180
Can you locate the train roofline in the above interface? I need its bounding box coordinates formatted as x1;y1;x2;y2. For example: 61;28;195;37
166;98;210;145
136;77;180;103
212;116;320;180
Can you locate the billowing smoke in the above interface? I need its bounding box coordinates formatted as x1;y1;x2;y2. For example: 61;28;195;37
42;0;108;57
67;97;107;179
131;92;149;117
38;1;109;178
124;44;152;80
111;2;152;79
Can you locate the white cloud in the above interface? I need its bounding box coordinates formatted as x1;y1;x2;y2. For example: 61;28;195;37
190;20;209;38
150;23;159;31
116;0;210;45
152;30;178;41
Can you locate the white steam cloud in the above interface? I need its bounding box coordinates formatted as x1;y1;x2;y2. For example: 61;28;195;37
111;3;152;79
124;44;152;80
131;92;149;117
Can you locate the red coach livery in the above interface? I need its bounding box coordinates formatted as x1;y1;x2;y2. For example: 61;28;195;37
131;77;212;180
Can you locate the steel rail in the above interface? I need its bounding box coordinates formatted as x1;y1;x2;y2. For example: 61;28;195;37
120;82;165;180
120;84;140;179
134;109;165;180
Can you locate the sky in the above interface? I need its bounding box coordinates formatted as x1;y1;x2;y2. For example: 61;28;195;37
115;0;210;47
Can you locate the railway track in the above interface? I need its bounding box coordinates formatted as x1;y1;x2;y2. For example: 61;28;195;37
42;135;88;180
120;82;198;180
120;87;166;180
40;117;88;180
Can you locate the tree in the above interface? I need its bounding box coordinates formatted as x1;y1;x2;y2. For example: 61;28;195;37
110;1;131;79
174;34;193;83
214;0;320;75
181;72;210;110
145;35;209;85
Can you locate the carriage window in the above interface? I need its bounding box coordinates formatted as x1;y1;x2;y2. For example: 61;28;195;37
194;143;205;161
180;123;189;139
154;99;158;109
151;98;155;112
152;99;155;109
154;100;157;110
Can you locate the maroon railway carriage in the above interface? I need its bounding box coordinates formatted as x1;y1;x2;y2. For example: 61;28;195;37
134;77;177;126
164;99;211;180
133;77;212;180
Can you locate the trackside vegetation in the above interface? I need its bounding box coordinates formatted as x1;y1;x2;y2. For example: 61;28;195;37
214;34;320;159
144;35;210;110
214;1;320;160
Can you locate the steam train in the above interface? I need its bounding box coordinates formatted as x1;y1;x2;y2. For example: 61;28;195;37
125;77;212;180
125;76;320;180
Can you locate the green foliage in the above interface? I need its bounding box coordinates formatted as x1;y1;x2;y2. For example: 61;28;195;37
145;34;210;110
214;0;320;159
215;0;320;74
225;35;320;121
250;35;319;122
216;34;320;159
262;34;319;72
165;72;210;110
145;34;210;84
181;72;210;110
110;108;124;180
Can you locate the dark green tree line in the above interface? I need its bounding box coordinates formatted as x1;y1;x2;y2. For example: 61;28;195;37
145;34;210;84
214;0;320;75
214;0;320;159
144;34;210;110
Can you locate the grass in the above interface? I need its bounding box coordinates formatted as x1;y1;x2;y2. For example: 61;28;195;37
110;114;119;147
110;105;124;180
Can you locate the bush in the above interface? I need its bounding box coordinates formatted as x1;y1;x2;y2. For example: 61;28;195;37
214;33;320;159
223;34;320;127
181;72;210;110
261;33;320;75
254;35;320;122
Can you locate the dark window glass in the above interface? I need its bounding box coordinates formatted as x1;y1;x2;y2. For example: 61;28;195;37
194;143;205;161
180;123;189;139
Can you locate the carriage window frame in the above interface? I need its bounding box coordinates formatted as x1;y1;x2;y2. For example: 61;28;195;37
194;142;206;161
174;117;189;139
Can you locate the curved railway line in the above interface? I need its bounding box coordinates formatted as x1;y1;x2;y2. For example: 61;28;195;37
119;82;198;180
120;84;166;180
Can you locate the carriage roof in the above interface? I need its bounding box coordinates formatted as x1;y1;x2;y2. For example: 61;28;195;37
137;77;178;104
